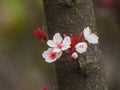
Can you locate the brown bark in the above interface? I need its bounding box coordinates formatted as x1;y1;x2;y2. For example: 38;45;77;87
43;0;107;90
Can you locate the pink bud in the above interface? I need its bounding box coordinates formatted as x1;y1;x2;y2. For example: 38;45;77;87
71;52;78;59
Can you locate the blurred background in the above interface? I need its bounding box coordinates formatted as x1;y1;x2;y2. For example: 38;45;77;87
0;0;120;90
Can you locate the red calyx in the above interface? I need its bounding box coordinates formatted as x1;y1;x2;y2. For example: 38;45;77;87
70;32;84;49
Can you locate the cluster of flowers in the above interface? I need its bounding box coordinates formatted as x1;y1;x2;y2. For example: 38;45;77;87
34;27;99;63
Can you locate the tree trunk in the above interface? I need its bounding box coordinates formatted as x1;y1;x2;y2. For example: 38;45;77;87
43;0;107;90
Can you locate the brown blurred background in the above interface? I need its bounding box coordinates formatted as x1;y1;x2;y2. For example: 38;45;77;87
0;0;120;90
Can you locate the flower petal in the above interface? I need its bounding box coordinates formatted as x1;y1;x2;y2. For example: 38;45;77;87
42;50;49;59
87;34;99;44
56;51;63;59
62;36;71;50
75;42;87;54
53;48;61;52
62;45;71;51
47;40;55;47
53;33;62;43
84;27;91;38
62;36;71;45
71;52;78;59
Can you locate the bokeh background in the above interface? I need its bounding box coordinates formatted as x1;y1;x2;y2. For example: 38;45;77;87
0;0;120;90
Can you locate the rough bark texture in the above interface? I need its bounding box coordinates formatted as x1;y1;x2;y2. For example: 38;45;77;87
43;0;107;90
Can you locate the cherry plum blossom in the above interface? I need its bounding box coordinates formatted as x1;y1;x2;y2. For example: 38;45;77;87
75;42;88;54
34;26;99;63
47;33;71;52
42;48;62;63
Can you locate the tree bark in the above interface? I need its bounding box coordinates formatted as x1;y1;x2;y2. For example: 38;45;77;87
43;0;107;90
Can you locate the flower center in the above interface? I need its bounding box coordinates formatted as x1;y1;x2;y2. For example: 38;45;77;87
79;45;84;48
57;43;63;49
49;52;57;59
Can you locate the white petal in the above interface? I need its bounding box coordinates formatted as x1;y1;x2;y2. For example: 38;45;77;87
47;48;53;51
62;36;71;45
62;45;71;51
87;34;99;44
47;40;56;47
56;51;62;59
42;51;49;59
84;27;91;38
53;48;61;52
53;33;62;43
62;36;71;50
71;52;78;59
42;48;53;58
75;42;87;54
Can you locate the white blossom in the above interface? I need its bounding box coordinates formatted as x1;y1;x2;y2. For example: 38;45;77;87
42;48;62;63
84;27;99;44
75;42;87;54
47;33;71;52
